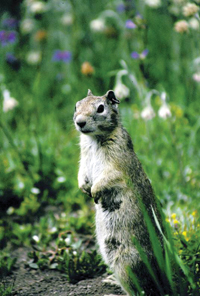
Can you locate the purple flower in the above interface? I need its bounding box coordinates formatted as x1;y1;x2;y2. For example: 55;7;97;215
52;50;72;63
0;30;17;46
7;31;17;43
131;51;140;59
6;52;20;70
131;49;149;60
140;49;149;59
2;18;18;29
6;52;17;63
125;20;137;29
117;4;125;13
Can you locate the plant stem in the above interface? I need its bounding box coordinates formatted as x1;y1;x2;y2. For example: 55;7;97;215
0;120;34;181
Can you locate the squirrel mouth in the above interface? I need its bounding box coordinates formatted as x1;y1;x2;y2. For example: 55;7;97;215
75;123;94;134
79;128;94;134
81;130;91;134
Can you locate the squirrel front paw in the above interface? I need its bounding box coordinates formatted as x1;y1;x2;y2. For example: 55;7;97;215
79;177;92;197
80;183;92;196
91;184;102;204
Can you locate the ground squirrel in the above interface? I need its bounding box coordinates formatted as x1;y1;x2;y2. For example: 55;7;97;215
74;90;167;295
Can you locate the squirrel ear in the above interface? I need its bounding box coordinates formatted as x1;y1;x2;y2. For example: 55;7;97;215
106;90;120;104
87;89;93;96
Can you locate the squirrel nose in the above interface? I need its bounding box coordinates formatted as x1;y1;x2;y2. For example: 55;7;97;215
77;121;86;128
76;115;86;128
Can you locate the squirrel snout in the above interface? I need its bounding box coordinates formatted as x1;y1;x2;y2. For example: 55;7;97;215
75;115;87;128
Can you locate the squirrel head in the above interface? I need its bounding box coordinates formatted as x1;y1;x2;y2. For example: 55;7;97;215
87;89;120;105
73;90;120;136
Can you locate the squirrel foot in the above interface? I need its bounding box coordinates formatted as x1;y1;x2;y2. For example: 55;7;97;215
102;274;120;286
103;275;127;296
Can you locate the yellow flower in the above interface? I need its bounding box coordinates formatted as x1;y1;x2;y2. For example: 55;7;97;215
34;30;47;41
81;62;94;76
173;219;180;224
192;211;197;216
182;231;189;241
182;231;187;237
170;103;183;118
171;213;176;219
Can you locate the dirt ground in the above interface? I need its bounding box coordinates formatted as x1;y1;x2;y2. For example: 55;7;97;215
1;248;124;296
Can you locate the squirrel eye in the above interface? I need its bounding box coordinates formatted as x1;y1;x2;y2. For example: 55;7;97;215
97;104;104;113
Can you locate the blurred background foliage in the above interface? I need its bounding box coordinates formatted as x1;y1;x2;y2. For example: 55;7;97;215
0;0;200;292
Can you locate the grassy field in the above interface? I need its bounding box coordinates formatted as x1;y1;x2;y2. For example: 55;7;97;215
0;0;200;295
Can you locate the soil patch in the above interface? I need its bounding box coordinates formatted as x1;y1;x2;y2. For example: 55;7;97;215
1;248;124;296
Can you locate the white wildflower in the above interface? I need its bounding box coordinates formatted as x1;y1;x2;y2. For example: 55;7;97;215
158;103;171;119
7;207;15;215
145;0;161;8
20;19;35;34
32;235;40;243
61;14;73;26
26;51;42;65
61;212;66;218
90;18;106;32
188;18;199;30
193;72;200;82
183;3;199;17
29;1;48;13
169;5;181;16
19;182;25;189
31;187;40;194
141;90;157;121
158;92;171;119
174;20;189;33
49;227;57;234
141;105;155;120
3;89;18;112
57;176;66;183
114;82;130;100
114;69;129;100
65;237;71;245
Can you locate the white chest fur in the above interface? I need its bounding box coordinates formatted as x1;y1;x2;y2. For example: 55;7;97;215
80;134;106;184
